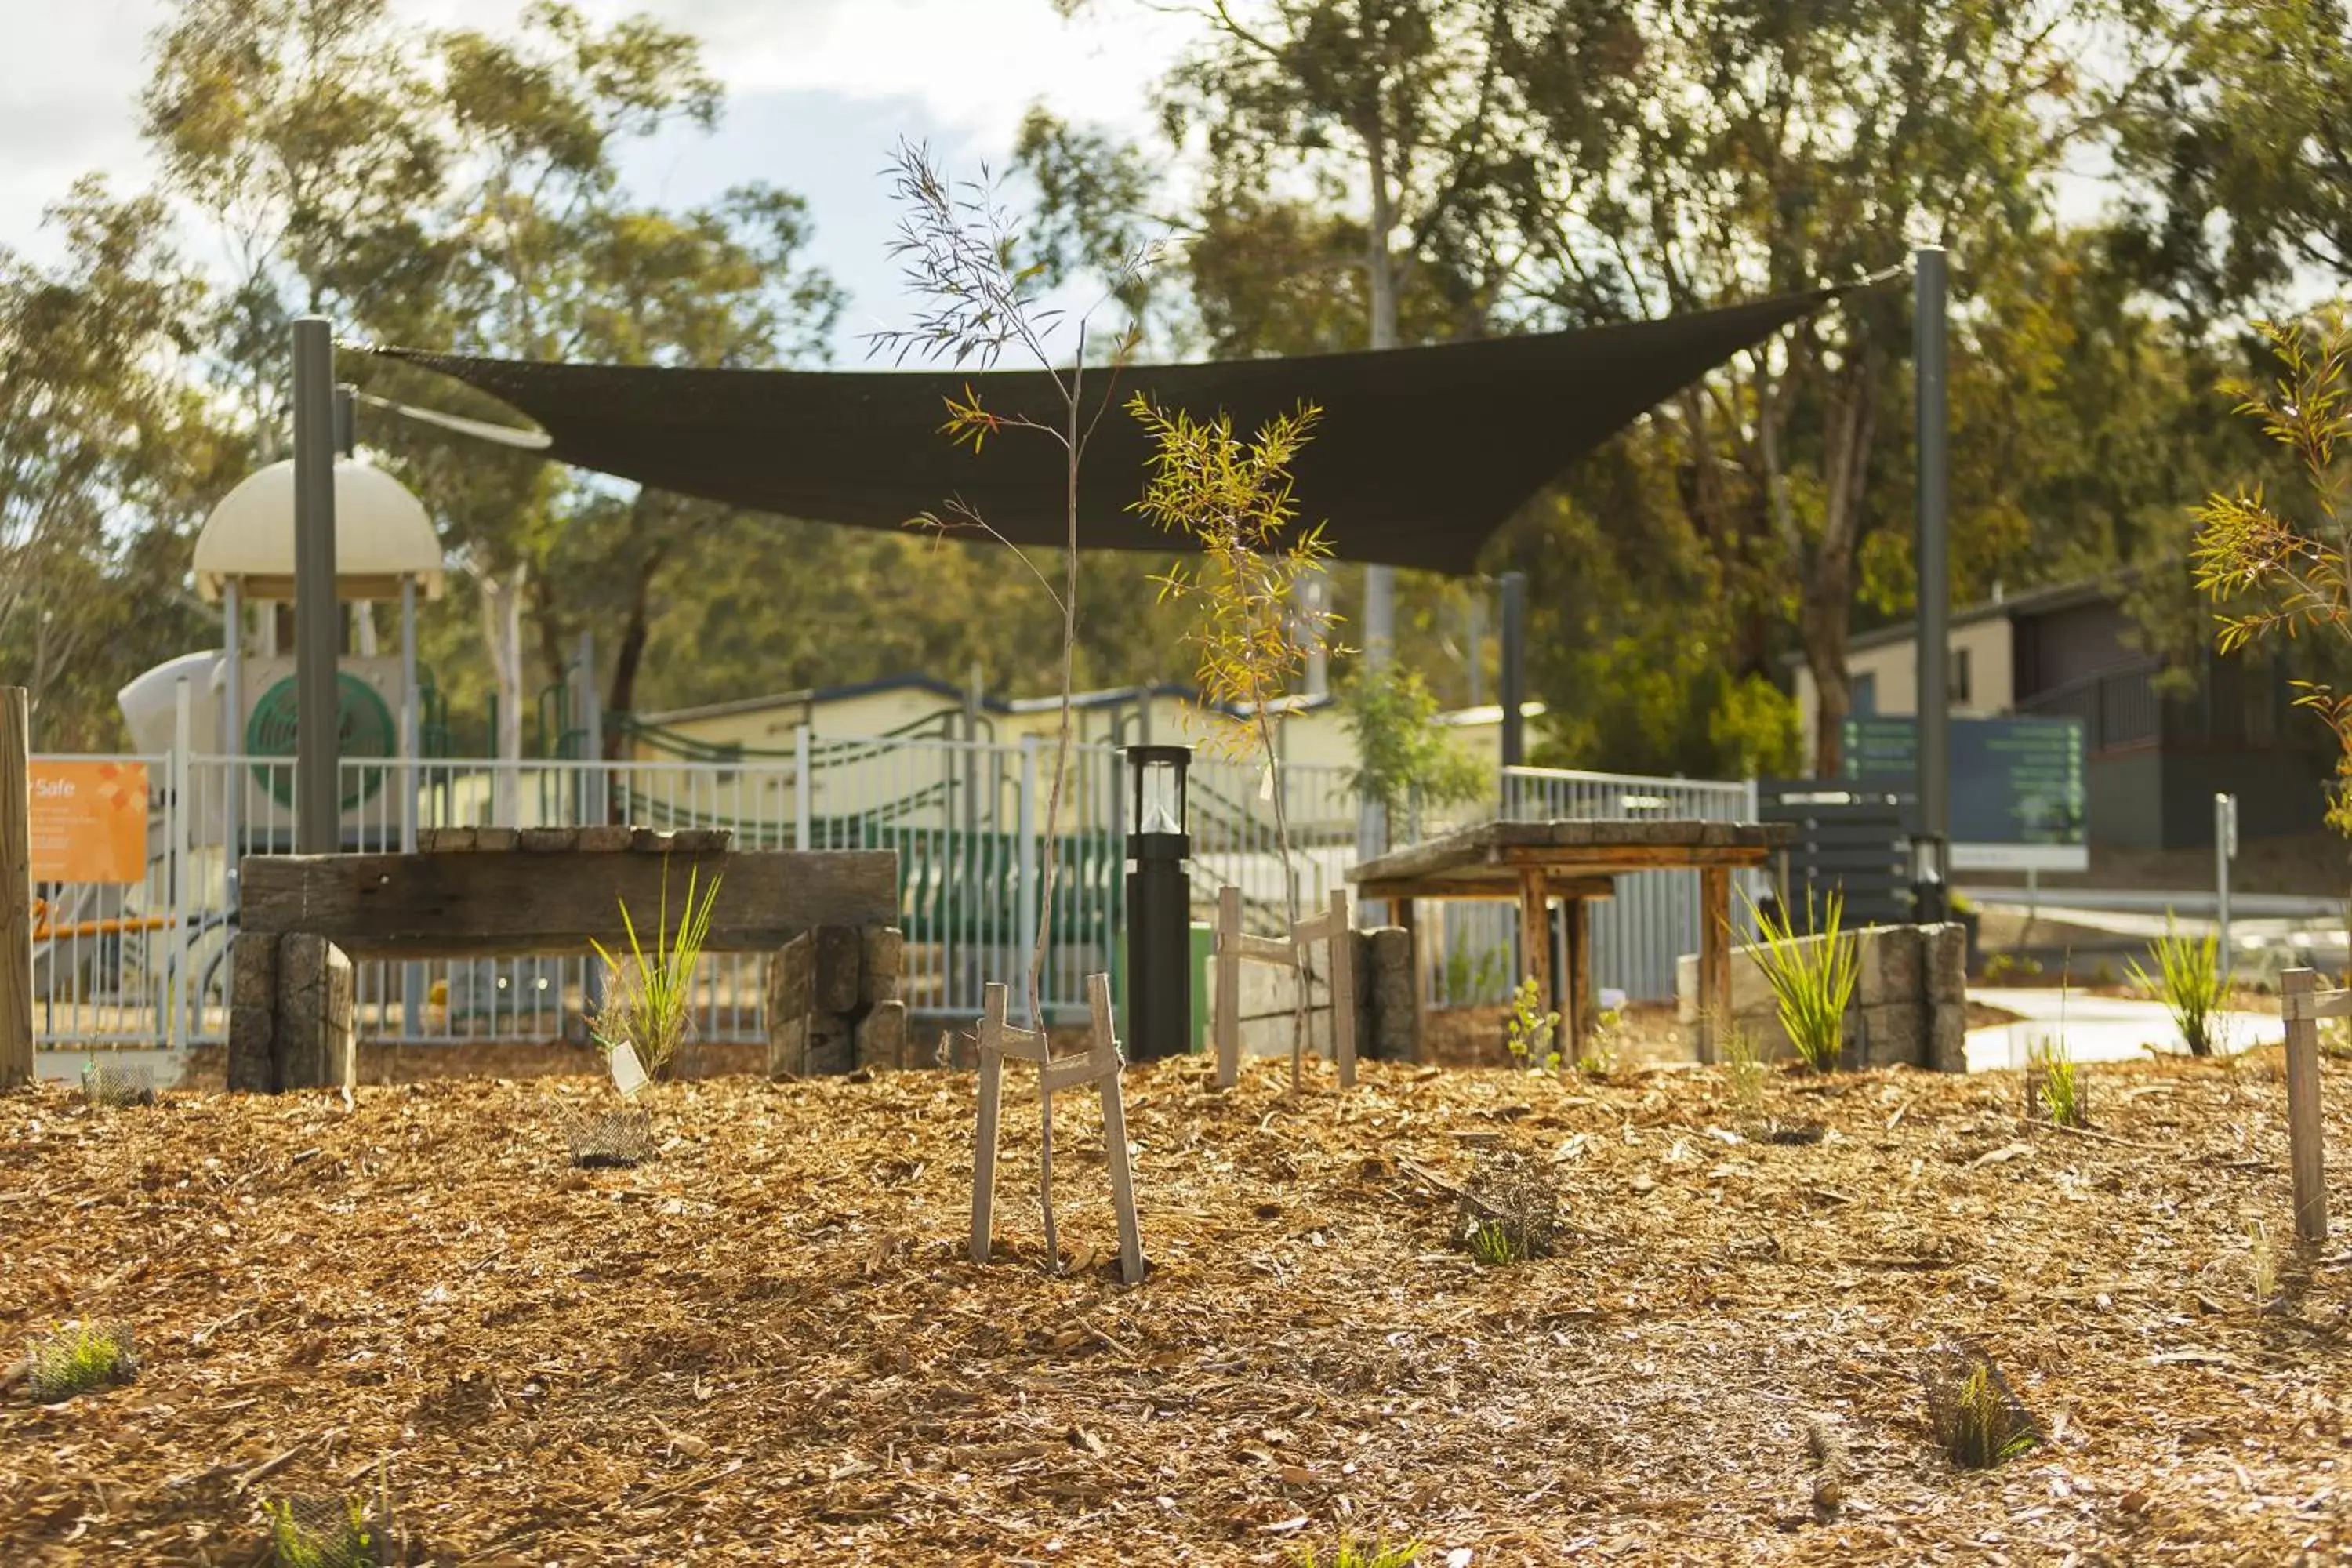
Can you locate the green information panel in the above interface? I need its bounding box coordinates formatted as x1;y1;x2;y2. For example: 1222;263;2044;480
1841;714;2088;871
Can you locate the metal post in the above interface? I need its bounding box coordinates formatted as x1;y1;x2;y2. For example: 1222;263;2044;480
334;383;357;456
578;630;604;1035
292;318;339;855
2216;793;2237;970
170;677;194;1050
221;577;243;901
398;574;421;1039
1018;735;1039;1025
793;724;812;851
1913;247;1951;889
1499;570;1526;776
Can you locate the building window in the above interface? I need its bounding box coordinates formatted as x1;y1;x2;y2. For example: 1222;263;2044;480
1951;648;1973;706
1852;671;1878;716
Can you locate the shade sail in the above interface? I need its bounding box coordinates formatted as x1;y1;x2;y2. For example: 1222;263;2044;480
371;288;1836;575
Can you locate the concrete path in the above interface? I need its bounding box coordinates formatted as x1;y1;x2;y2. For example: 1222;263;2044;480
1964;985;2281;1073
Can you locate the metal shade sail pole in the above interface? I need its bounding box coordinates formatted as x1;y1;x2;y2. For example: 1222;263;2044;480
292;318;340;855
1912;248;1951;916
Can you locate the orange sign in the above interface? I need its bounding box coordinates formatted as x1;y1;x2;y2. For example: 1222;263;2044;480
30;761;149;884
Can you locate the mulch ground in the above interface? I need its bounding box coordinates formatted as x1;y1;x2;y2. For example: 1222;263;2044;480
2;1051;2347;1566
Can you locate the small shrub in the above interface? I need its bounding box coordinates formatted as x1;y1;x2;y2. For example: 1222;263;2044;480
1292;1536;1421;1568
1503;975;1561;1071
588;863;721;1075
1577;1007;1625;1078
2090;959;2119;989
2126;916;2227;1057
25;1320;137;1403
267;1494;387;1568
1922;1343;2038;1469
1743;888;1857;1073
2025;1035;2085;1127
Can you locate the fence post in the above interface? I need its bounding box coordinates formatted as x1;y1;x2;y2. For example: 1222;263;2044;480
2;688;31;1087
170;678;194;1050
1017;735;1039;1025
2281;967;2331;1245
793;725;812;851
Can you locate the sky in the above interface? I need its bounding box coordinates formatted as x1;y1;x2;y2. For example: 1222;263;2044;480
2;0;1203;357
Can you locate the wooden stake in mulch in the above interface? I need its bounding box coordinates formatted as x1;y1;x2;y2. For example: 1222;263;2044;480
1211;884;1356;1091
1;687;31;1092
2277;967;2333;1245
970;972;1144;1283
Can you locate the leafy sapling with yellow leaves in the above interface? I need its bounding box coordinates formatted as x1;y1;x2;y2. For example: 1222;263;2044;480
1129;394;1339;1091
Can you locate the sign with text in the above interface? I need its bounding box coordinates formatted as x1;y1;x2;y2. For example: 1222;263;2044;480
30;760;149;884
1841;714;2089;873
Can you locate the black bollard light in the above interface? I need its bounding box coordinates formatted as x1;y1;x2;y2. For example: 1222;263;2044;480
1124;744;1192;1059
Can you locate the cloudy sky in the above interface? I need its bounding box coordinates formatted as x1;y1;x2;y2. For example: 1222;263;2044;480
5;0;1202;354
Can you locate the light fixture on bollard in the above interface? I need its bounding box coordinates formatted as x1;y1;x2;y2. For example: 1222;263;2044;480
1124;744;1192;1060
1911;832;1950;924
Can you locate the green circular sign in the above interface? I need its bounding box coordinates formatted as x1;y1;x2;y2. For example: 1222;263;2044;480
246;672;397;809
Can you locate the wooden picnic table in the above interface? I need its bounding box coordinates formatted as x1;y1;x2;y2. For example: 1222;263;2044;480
1349;818;1792;1059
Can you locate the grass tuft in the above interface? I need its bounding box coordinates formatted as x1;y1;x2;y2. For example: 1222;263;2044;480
267;1494;387;1568
2026;1035;2085;1127
2125;916;2227;1058
589;862;721;1076
1922;1344;2038;1469
1291;1537;1422;1568
1719;1017;1766;1128
25;1320;137;1403
1742;888;1858;1073
1466;1219;1523;1267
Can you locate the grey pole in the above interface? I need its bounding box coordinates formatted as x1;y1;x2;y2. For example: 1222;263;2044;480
222;578;244;895
1913;247;1951;906
2216;793;2237;968
334;383;357;457
1499;570;1527;777
292;318;339;855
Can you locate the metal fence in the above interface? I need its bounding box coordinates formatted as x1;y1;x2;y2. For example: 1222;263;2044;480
30;732;1746;1051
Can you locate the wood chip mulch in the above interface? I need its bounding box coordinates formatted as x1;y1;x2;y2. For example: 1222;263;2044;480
1;1051;2347;1565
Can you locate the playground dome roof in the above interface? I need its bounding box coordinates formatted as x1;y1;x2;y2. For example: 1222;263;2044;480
368;285;1852;575
194;457;446;602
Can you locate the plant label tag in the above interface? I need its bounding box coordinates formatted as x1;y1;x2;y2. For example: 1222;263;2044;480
609;1043;649;1099
1258;760;1276;801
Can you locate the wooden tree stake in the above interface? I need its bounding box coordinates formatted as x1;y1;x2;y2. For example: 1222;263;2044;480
1;688;31;1091
2280;967;2332;1245
1214;884;1243;1087
970;975;1145;1283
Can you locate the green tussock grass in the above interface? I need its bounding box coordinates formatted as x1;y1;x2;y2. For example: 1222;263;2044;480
1743;888;1858;1073
1466;1219;1524;1268
267;1495;386;1568
589;862;721;1075
1926;1352;2038;1470
2027;1035;2084;1127
25;1320;137;1403
2126;917;2227;1058
1292;1536;1422;1568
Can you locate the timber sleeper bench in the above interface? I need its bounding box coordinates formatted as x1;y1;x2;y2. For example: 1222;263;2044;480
226;829;901;1091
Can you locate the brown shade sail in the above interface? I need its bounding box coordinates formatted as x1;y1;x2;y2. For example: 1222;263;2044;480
370;287;1839;575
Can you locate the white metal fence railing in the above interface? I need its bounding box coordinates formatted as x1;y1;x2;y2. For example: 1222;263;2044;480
30;734;1751;1051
